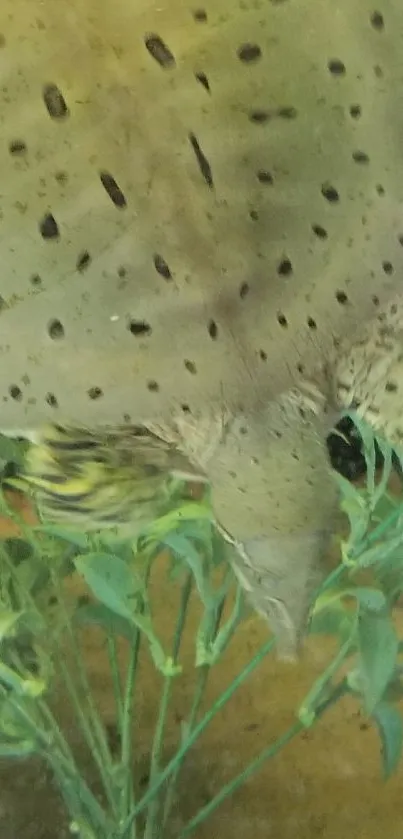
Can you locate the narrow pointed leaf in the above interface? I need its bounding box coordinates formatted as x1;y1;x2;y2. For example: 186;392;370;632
372;702;403;779
358;609;398;713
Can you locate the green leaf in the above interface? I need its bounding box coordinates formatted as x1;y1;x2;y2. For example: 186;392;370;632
74;554;173;674
74;553;143;620
372;702;403;778
74;603;138;643
333;472;369;544
0;610;22;641
0;662;45;697
346;587;386;610
299;612;358;726
358;608;398;713
0;738;37;758
0;435;26;465
162;532;216;608
35;526;89;550
199;583;245;665
309;603;356;642
355;535;403;570
355;416;377;496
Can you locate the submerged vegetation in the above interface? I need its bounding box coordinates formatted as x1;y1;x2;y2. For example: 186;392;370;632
0;415;402;837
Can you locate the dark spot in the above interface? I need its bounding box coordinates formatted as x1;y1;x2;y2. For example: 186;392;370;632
277;258;293;277
195;72;210;92
123;413;131;423
118;266;127;278
256;169;273;184
239;282;250;299
372;294;380;306
88;387;103;400
376;184;385;196
277;106;297;119
312;224;328;239
184;359;197;374
239;426;248;435
297;363;304;374
321;183;340;203
76;251;91;272
153;254;172;280
144;34;175;68
181;403;191;413
8;139;27;156
328;59;346;76
370;11;384;30
128;319;152;336
259;349;267;361
336;290;348;305
9;385;22;401
99;172;127;208
39;213;60;240
374;64;383;78
398;235;403;247
326;415;384;481
382;261;394;275
249;209;259;221
352;150;370;164
0;296;7;310
385;381;398;393
307;317;317;330
189;133;214;188
147;380;159;392
43;84;69;119
192;8;207;21
248;110;271;124
349;104;362;119
207;319;218;339
277;312;288;327
30;274;42;286
47;319;65;340
46;392;58;408
55;171;68;184
237;43;262;63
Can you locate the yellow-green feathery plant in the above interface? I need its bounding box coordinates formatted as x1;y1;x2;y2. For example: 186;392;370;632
0;416;402;838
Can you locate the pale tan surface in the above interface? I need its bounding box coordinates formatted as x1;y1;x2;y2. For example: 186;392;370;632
0;0;401;431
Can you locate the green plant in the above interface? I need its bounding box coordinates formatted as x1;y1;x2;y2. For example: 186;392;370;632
0;415;402;838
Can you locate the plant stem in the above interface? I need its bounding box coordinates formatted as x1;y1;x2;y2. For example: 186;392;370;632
50;568;118;816
161;665;209;829
121;637;275;836
8;692;106;831
119;551;155;834
177;719;303;838
119;625;142;834
38;700;106;822
107;635;124;726
161;581;226;830
144;572;193;839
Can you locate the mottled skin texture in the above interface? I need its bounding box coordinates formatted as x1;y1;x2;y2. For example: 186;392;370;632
329;294;403;446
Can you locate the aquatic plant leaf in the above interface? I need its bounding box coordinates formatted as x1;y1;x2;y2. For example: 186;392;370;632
73;602;138;643
75;553;143;620
358;608;398;714
372;702;403;779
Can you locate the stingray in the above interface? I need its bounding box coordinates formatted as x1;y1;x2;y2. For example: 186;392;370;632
0;0;402;655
